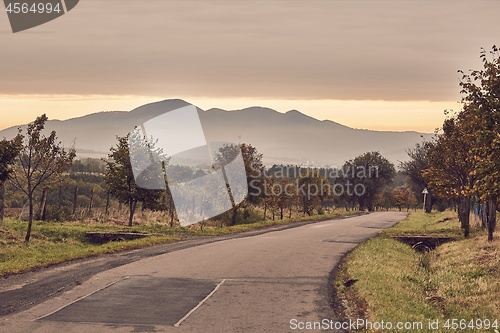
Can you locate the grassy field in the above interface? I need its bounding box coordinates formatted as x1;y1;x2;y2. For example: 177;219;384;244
0;209;360;277
335;211;500;333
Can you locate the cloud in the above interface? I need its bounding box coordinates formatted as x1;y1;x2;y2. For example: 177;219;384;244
1;1;499;101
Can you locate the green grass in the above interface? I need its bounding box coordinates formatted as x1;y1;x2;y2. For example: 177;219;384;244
0;209;360;277
336;211;500;333
0;219;180;276
382;210;466;238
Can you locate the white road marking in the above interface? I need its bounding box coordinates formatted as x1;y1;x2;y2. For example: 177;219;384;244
174;279;227;328
34;276;130;321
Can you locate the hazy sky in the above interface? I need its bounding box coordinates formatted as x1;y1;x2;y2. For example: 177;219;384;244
1;1;499;132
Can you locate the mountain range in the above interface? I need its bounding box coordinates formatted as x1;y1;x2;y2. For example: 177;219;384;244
0;99;433;167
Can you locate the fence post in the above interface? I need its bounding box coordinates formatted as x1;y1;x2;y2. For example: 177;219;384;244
88;187;94;217
39;187;48;221
72;186;78;216
105;191;110;215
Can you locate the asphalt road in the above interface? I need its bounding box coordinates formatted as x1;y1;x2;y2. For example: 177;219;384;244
0;212;407;333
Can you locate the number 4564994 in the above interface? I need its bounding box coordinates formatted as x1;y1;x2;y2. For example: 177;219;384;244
443;319;498;330
5;2;62;14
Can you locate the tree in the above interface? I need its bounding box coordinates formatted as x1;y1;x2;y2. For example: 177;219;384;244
422;117;476;238
333;162;358;211
457;46;500;241
0;134;23;221
104;135;163;226
392;187;410;211
374;186;395;211
240;143;264;204
275;176;295;219
346;152;395;211
400;141;437;213
11;115;76;242
425;46;500;240
214;143;263;226
296;168;330;216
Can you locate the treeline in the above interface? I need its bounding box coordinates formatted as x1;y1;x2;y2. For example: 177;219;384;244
401;46;499;241
0;112;423;243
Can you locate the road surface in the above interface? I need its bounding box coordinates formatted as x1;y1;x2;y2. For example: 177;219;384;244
0;212;407;333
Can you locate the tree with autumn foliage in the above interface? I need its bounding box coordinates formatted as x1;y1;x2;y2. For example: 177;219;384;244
422;116;477;238
423;46;499;240
457;46;500;241
392;187;410;211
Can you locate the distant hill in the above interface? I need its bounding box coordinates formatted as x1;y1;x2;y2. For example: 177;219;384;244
0;99;433;167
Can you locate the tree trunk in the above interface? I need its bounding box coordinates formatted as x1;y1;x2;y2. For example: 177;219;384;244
105;192;110;215
230;206;238;226
488;201;497;242
424;191;436;213
128;200;137;226
481;202;487;230
169;196;174;227
483;199;497;242
38;187;48;221
88;187;94;217
457;195;471;238
0;181;5;222
58;184;63;211
263;201;267;220
280;205;284;220
72;186;78;216
367;199;374;212
25;195;34;242
424;194;431;213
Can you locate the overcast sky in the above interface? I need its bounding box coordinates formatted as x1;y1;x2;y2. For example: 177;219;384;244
1;0;499;131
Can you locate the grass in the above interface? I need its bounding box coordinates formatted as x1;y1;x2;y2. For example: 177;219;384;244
0;219;181;276
185;209;363;235
382;210;463;237
335;211;500;333
0;209;360;277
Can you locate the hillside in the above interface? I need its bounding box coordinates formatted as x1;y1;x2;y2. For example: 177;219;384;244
0;99;432;166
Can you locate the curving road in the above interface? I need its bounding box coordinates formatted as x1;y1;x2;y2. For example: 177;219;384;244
0;212;407;333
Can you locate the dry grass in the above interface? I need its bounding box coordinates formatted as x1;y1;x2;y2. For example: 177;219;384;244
430;235;500;319
336;211;500;333
0;209;359;276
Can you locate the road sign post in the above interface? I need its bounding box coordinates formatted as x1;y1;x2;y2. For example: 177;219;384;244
422;188;429;212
